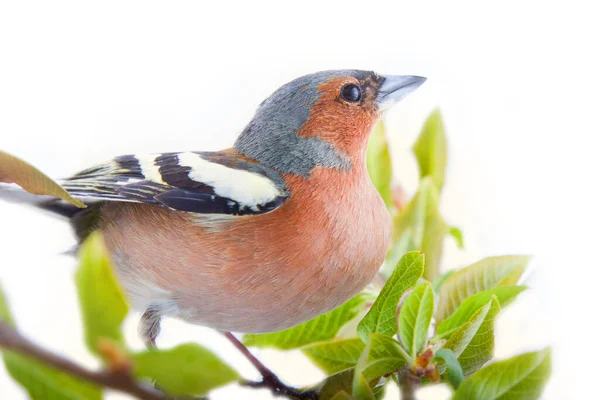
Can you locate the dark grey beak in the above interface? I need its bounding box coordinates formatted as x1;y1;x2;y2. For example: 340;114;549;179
376;75;427;111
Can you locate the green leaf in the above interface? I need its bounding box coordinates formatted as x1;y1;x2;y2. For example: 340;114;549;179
412;108;447;190
433;269;456;294
352;339;375;400
315;370;354;400
389;179;447;282
434;349;464;390
437;286;527;338
436;255;531;323
361;334;411;381
358;252;424;342
453;348;552;400
367;121;393;207
397;281;434;357
315;370;389;400
75;232;129;358
351;334;411;399
133;343;239;396
0;284;102;400
303;338;366;375
330;392;353;400
3;353;102;400
372;378;389;400
243;295;366;350
0;150;86;208
305;334;409;383
449;227;464;249
380;230;413;278
444;297;501;376
0;283;15;327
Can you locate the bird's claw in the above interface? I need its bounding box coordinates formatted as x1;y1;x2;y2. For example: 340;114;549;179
243;374;318;399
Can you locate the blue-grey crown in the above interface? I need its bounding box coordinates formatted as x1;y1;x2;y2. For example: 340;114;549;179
234;70;374;176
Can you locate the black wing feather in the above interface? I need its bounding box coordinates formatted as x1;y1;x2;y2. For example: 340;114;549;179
61;152;288;216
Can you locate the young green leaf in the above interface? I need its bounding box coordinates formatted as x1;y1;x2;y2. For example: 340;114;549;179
361;334;411;381
437;286;527;338
433;269;456;294
133;343;239;396
352;339;376;400
315;370;354;400
0;150;86;208
397;281;434;357
434;349;464;390
358;252;424;342
330;392;354;400
305;334;410;383
302;338;366;375
3;353;102;400
380;230;414;278
367;121;393;207
453;348;552;400
75;232;129;358
372;378;389;400
444;297;501;376
0;283;15;327
351;334;411;399
315;370;388;400
243;295;366;349
389;179;447;282
436;255;531;323
448;227;464;249
0;284;102;400
412;108;447;190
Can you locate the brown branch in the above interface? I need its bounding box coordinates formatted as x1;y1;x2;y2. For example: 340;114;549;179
0;321;166;400
223;332;317;400
0;321;317;400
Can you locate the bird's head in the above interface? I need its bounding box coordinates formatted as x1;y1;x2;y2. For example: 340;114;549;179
235;70;425;176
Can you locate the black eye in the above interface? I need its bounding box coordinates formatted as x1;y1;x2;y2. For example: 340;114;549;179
340;84;362;103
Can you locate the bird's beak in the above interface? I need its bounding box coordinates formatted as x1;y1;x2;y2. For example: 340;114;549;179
376;75;427;111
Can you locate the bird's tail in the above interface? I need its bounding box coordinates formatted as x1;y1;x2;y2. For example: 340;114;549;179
0;150;87;219
0;184;81;218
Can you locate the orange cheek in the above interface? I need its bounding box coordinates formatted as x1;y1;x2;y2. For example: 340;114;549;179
298;78;379;160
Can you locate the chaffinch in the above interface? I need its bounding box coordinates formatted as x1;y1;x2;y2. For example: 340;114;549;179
0;70;425;346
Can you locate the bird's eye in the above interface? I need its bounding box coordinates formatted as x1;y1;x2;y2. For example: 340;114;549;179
340;84;362;103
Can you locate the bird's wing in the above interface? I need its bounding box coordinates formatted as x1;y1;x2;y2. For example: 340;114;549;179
61;151;289;215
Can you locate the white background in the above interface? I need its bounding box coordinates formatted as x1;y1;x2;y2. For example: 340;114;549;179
0;1;598;399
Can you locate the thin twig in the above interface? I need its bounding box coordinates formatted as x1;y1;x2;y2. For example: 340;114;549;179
222;332;317;399
0;321;166;400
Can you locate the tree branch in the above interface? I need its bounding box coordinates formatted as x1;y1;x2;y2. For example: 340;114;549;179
0;321;166;400
0;321;321;400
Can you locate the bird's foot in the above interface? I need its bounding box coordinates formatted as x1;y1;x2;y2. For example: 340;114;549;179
242;373;318;399
223;332;318;399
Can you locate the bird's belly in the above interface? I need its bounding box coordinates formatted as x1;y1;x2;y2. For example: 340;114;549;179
100;180;391;333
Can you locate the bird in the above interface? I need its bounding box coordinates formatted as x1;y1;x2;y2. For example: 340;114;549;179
0;70;425;347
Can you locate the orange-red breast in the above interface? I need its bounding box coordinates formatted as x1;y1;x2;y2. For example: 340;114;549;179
0;70;425;345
